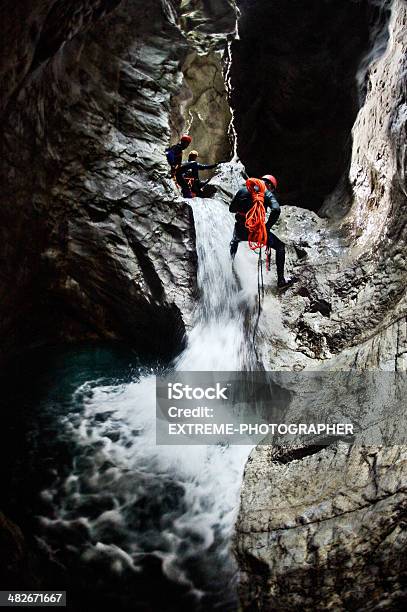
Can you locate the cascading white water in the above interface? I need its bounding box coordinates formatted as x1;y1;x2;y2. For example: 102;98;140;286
176;197;258;371
37;195;261;609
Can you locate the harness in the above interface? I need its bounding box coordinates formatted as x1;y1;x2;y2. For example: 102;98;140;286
176;164;201;198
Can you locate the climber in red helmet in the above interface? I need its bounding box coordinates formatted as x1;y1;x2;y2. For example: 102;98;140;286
165;134;192;178
262;174;278;190
229;174;294;289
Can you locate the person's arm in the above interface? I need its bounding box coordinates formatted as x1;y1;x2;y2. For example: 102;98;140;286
166;147;176;166
265;192;281;228
229;188;245;213
197;163;218;171
172;144;184;166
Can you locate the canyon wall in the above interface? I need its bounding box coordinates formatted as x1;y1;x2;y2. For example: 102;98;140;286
1;0;198;363
235;1;407;608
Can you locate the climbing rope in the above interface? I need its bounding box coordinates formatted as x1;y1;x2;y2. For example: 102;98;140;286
266;246;272;271
244;178;268;354
245;178;268;251
251;248;264;362
258;248;265;300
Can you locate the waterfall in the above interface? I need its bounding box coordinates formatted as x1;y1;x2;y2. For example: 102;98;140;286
36;195;261;610
176;197;259;371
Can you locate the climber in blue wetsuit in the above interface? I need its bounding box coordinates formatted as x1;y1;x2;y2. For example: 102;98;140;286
176;150;218;198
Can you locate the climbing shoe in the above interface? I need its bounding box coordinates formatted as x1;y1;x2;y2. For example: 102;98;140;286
277;277;296;290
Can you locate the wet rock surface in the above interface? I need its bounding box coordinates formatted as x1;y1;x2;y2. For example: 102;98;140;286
235;1;407;608
236;443;407;611
0;0;201;362
0;0;123;117
177;49;232;171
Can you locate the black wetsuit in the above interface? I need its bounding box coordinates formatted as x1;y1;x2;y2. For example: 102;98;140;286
176;161;217;197
229;187;286;283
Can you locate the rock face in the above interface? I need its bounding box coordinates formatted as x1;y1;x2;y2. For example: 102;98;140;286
0;0;239;364
236;1;407;608
0;0;202;362
228;0;406;372
177;50;232;170
236;443;407;611
0;0;122;117
171;0;235;171
230;0;392;209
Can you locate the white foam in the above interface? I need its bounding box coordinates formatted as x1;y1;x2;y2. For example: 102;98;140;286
38;196;261;602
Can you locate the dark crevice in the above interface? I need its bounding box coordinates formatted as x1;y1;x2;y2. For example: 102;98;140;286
238;488;405;535
230;0;392;212
309;298;332;318
272;444;328;464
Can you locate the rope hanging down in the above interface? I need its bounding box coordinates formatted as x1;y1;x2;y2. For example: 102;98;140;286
245;178;274;359
252;248;264;357
245;178;268;355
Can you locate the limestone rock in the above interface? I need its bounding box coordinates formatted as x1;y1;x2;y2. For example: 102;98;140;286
236;2;407;608
236;443;407;611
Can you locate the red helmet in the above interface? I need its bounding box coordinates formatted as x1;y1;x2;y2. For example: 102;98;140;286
180;134;192;144
262;174;278;189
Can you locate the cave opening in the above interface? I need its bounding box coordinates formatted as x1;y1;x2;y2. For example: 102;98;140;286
228;0;392;212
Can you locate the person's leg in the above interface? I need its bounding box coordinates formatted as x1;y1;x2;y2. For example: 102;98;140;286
267;230;287;286
231;223;250;258
230;225;240;259
192;178;202;196
176;173;192;198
